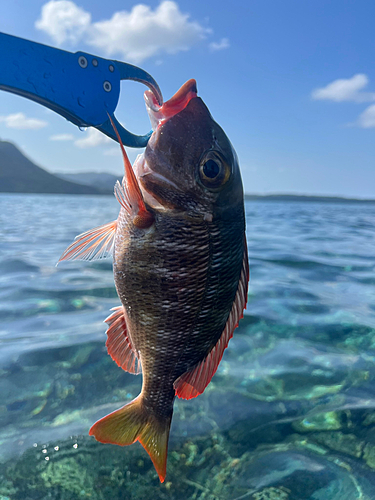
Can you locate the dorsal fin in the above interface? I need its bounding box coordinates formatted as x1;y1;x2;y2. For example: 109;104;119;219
114;179;132;212
108;114;154;229
174;238;249;399
105;306;141;374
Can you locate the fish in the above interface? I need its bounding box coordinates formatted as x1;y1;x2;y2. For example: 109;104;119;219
59;79;249;482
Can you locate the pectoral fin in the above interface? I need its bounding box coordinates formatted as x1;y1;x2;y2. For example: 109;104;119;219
58;220;117;262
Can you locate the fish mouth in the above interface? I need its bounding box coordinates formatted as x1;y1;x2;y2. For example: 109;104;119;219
144;79;198;130
137;79;198;209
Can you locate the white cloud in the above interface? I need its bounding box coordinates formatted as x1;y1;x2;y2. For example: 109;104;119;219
103;147;121;156
357;104;375;128
36;1;211;63
89;1;211;63
0;113;48;130
50;133;75;141
311;74;375;103
35;0;91;45
209;38;230;52
48;129;122;150
312;74;375;128
74;128;112;148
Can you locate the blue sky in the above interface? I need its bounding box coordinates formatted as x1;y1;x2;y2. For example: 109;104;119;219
0;0;374;197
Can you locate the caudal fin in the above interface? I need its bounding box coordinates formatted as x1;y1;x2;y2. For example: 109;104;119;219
89;396;171;482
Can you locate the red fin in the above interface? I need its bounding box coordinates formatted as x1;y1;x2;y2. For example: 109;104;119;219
58;221;117;262
105;306;141;375
108;115;153;229
174;238;249;399
89;396;171;483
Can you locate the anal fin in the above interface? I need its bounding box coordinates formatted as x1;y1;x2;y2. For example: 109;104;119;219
174;237;249;399
105;306;141;374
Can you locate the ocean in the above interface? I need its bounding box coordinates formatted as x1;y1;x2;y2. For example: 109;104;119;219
0;193;375;499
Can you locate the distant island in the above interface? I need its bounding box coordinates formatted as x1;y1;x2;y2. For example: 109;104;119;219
55;172;122;193
0;140;111;195
244;194;375;204
0;139;374;203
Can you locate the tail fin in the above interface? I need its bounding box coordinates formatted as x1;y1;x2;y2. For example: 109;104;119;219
89;396;172;482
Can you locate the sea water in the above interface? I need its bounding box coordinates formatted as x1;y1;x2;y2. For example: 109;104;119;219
0;193;375;499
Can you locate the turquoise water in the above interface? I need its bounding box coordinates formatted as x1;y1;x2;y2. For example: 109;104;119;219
1;194;375;499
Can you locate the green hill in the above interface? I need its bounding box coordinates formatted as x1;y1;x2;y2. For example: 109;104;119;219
0;140;106;195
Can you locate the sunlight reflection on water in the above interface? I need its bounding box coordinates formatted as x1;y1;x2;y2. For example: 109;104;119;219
1;195;375;499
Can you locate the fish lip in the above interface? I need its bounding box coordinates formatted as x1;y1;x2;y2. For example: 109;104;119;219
144;91;160;113
145;79;198;130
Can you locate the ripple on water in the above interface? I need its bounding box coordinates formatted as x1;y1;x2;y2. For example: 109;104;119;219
1;196;375;498
0;258;40;274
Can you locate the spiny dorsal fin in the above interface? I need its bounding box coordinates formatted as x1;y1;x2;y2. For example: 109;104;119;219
58;220;117;262
108;114;154;229
105;306;141;374
114;179;132;212
174;237;249;399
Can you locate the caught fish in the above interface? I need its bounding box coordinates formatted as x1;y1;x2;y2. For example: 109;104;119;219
59;79;249;482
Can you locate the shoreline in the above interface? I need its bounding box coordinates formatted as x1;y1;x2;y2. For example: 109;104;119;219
244;193;375;204
1;191;373;204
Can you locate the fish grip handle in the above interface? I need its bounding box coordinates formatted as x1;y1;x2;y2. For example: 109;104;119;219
0;31;163;148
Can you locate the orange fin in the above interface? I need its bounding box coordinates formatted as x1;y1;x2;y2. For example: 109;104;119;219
108;115;154;229
105;306;141;374
174;238;249;399
89;396;171;483
58;220;117;262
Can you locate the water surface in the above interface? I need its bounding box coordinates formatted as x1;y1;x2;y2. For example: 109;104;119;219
0;194;375;499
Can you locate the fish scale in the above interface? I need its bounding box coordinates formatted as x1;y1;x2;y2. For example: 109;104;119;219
115;213;243;392
59;79;248;482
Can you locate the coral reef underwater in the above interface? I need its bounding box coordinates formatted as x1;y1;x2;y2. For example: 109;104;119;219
1;314;375;499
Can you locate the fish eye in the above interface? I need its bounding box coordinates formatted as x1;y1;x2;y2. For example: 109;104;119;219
202;159;220;179
198;151;231;189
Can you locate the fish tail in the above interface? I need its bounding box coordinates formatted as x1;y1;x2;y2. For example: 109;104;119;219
89;395;171;482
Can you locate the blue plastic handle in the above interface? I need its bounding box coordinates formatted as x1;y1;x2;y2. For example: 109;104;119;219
0;32;163;148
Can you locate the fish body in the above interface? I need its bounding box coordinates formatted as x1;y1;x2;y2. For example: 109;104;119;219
59;80;248;482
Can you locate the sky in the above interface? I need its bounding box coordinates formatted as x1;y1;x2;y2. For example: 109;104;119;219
0;0;374;198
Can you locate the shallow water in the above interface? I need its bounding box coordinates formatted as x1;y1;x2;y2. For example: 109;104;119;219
1;194;375;499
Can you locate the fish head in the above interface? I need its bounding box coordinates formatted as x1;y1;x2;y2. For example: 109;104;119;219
135;79;244;220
